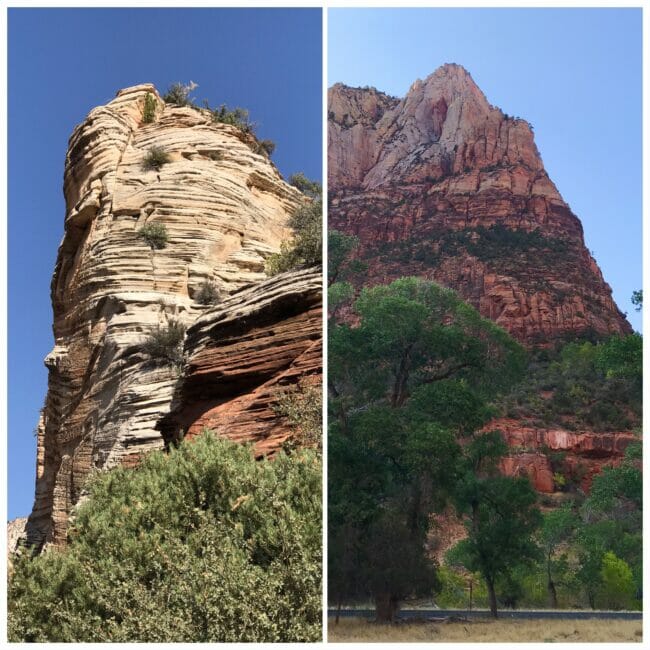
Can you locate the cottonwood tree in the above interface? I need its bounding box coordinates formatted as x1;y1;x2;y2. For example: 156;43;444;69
329;277;526;621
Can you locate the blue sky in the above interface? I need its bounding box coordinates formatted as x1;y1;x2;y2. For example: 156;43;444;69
329;7;642;334
7;8;322;519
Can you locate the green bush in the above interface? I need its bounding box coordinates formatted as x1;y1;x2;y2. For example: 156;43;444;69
142;319;185;365
8;432;322;642
137;223;169;249
142;93;157;123
599;552;635;610
141;146;170;172
265;176;322;276
211;104;252;133
162;82;196;107
195;281;222;306
273;379;322;451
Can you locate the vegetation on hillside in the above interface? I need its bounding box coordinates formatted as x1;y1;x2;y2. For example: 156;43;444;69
328;234;642;618
265;174;322;275
8;433;322;642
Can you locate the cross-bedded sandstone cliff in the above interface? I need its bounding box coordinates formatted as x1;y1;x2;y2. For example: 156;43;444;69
25;84;321;550
328;64;630;345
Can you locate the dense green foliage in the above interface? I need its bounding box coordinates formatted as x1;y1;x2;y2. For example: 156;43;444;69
141;146;171;172
8;433;322;642
501;334;642;432
137;222;169;249
273;379;323;451
448;427;541;616
266;176;322;275
329;275;532;620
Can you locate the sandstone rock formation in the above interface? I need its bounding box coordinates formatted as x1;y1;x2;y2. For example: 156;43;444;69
159;269;322;456
26;84;318;550
492;418;636;493
328;64;630;345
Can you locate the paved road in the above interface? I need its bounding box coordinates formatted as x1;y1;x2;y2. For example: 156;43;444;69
328;609;642;620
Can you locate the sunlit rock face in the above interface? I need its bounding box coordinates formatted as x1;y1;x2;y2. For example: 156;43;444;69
328;64;630;345
26;84;314;549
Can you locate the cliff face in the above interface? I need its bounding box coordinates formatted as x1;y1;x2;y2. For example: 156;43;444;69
26;84;319;549
328;64;635;497
328;64;630;345
158;269;322;456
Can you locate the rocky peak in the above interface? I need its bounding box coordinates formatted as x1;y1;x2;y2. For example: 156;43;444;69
328;65;630;345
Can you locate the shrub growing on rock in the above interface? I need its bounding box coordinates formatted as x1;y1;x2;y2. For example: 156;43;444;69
8;432;322;642
195;281;222;306
142;319;185;365
142;93;157;123
254;139;276;157
137;223;169;249
141;146;170;172
162;81;197;107
265;176;322;276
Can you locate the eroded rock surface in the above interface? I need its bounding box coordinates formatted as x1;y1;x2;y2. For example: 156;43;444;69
328;64;630;345
159;269;322;456
26;84;312;549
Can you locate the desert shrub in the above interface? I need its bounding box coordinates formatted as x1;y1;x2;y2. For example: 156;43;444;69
273;379;322;451
142;319;185;365
162;81;197;107
137;223;169;249
195;281;222;306
8;432;322;642
265;177;322;275
207;151;223;161
254;139;276;157
142;93;157;123
141;146;170;172
289;173;322;199
211;105;252;133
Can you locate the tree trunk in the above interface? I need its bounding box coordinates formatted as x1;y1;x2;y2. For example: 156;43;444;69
375;593;399;623
547;555;558;609
335;598;341;625
486;579;498;618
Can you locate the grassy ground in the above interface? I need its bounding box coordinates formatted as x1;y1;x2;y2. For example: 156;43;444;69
328;617;643;643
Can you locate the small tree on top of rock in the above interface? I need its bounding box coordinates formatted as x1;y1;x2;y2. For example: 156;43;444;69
162;81;198;107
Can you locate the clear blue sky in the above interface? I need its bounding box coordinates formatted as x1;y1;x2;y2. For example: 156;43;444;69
329;7;642;333
8;8;322;519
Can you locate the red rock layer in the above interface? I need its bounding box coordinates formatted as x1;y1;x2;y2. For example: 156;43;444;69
158;269;322;455
328;64;630;345
490;418;636;493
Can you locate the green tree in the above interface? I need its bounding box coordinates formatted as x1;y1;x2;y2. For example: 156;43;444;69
631;289;642;311
9;433;321;642
266;177;322;275
449;434;542;618
599;552;635;610
329;277;526;621
540;504;577;608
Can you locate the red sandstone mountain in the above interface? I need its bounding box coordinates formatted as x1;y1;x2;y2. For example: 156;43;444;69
328;63;630;345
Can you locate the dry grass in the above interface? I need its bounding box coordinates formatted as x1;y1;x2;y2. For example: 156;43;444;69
328;617;642;643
